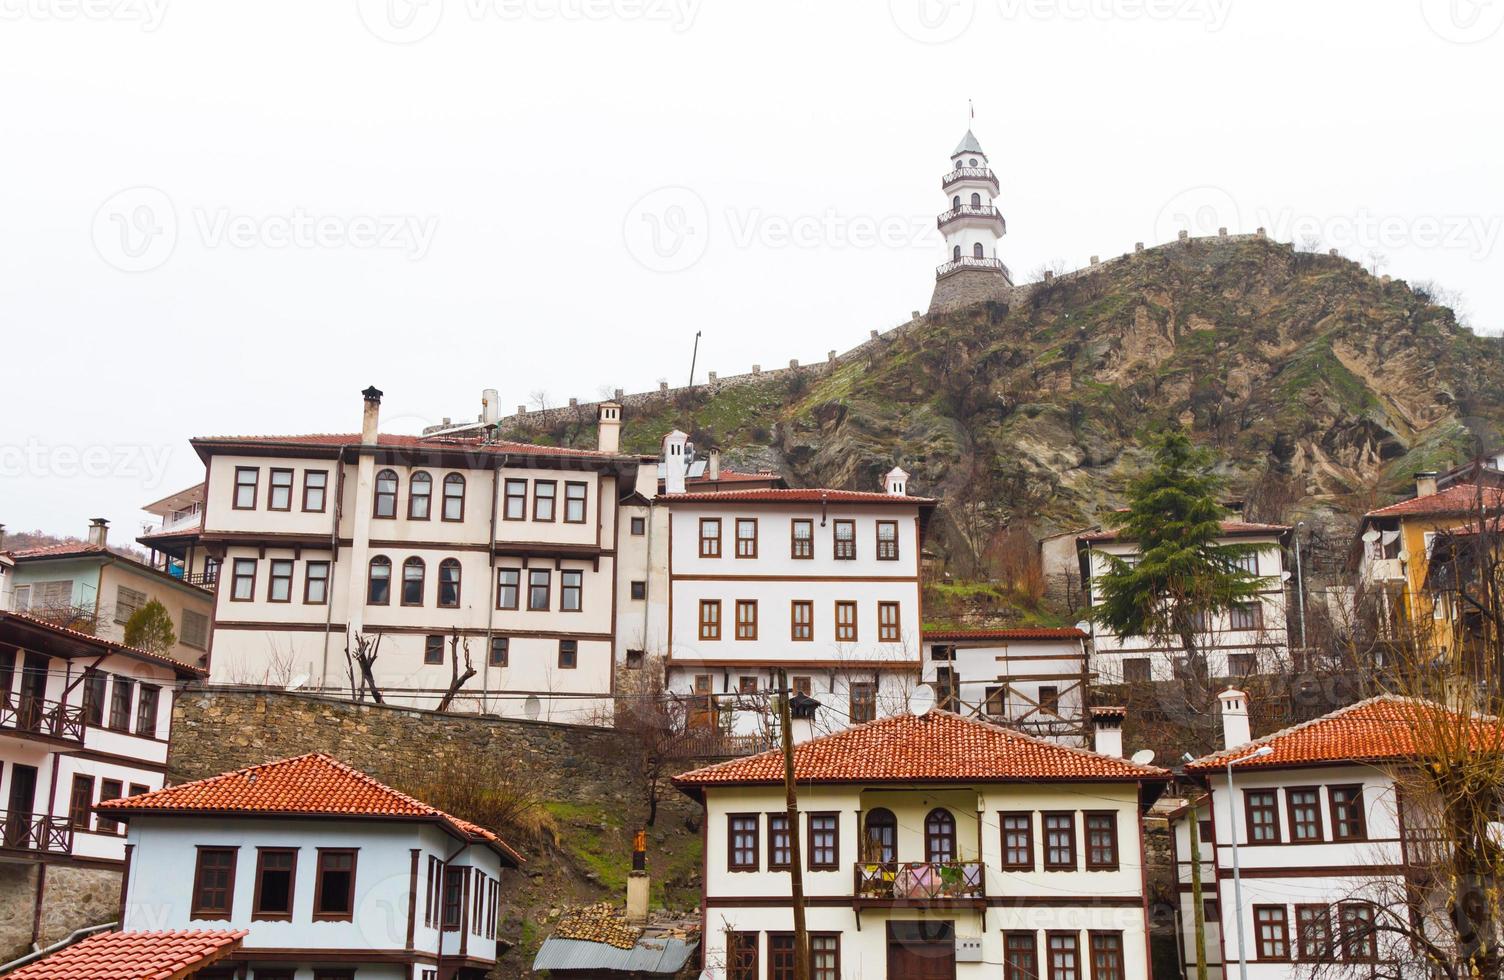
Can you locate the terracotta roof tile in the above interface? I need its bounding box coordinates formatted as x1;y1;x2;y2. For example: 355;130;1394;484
5;929;246;980
922;627;1087;641
97;751;523;864
0;612;207;678
1078;520;1290;543
1363;483;1504;520
191;432;624;460
8;542;112;559
664;488;935;505
1185;695;1504;771
673;711;1167;790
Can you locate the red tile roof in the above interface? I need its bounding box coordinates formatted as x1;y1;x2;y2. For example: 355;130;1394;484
5;929;246;980
673;711;1166;793
192;432;625;460
663;488;935;505
1185;695;1504;772
1078;520;1290;543
922;627;1087;642
0;612;207;678
8;542;112;559
1363;483;1504;520
96;751;523;864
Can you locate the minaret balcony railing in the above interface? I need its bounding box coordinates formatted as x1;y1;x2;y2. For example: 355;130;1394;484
940;166;999;191
937;205;1005;231
935;256;1011;280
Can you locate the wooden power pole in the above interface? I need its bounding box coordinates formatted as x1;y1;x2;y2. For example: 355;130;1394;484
1188;799;1209;980
777;669;810;980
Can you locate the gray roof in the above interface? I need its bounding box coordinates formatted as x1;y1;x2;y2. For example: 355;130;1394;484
532;936;699;975
953;129;985;156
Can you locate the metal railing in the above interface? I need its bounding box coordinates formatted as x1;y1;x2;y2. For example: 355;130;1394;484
0;812;73;854
666;732;775;759
941;166;998;188
854;860;986;901
0;695;86;742
935;255;1012;280
937;204;1005;229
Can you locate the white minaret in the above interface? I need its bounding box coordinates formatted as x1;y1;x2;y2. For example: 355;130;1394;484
928;122;1013;314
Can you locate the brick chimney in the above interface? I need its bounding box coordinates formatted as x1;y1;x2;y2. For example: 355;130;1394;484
1091;706;1126;758
87;518;109;547
1415;471;1439;498
597;402;622;454
360;386;383;446
1218;687;1251;750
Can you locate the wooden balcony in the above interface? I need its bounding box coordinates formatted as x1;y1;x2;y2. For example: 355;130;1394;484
853;860;986;908
0;812;73;856
0;696;85;744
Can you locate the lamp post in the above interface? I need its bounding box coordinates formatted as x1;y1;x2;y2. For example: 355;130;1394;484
1293;521;1307;651
1226;744;1274;980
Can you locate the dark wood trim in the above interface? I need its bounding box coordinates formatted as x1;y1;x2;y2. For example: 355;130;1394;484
267;468;295;512
699;517;722;559
1284;785;1324;843
999;810;1035;871
672;573;920;583
442;472;467;523
1042;810;1077;871
727;812;760;872
666;656;921;670
1087;930;1126;980
767;812;791;870
1216;864;1405;879
502;478;528;522
734;517;758;559
805;811;839;871
232;466;259;510
406;848;419;950
875;519;900;561
1244;787;1281;844
117;842;133;925
400;556;426;607
790;518;814;560
790;599;813;642
229;557;257;603
1084;810;1120;871
437;558;462;609
735;599;758;641
1327;784;1368;842
832;518;857;560
312;847;358;922
698;599;721;641
190;844;240;921
407;470;433;521
367;555;392;606
266;558;294;604
251;846;298;922
303;559;331;605
496;566;521;610
1293;903;1331;962
563;480;589;525
877;600;900;642
301;469;329;512
532;479;558;523
1252;903;1291;961
559;568;583;613
834;600;858;643
526;567;551;611
373;467;399;520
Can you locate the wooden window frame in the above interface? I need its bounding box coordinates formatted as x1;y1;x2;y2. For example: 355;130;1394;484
1295;904;1332;962
1087;932;1124;980
790;600;813;641
790;518;814;559
96;778;123;834
1286;786;1324;843
1328;785;1367;842
809;933;840;980
735;600;758;641
1005;931;1039;980
735;518;758;558
532;480;557;522
558;639;578;670
563;481;588;524
401;557;426;607
408;471;433;520
832;519;856;560
806;812;839;870
303;561;330;605
848;682;875;724
1047;931;1082;980
630;580;646;601
768;813;792;869
135;684;160;737
423;635;445;665
527;569;551;612
108;677;134;732
442;473;466;522
503;479;528;521
727;930;759;980
373;468;399;520
1229;602;1263;631
367;556;392;606
68;774;94;831
232;466;259;510
230;558;257;603
727;813;759;871
1043;811;1077;870
1000;811;1035;870
560;569;583;613
301;469;328;512
630;515;646;536
312;848;358;922
1245;789;1281;843
191;846;239;920
925;807;956;863
489;636;509;667
834;600;857;642
1339;903;1376;962
1084;811;1119;870
699;518;722;558
437;558;462;609
496;568;521;611
441;866;462;930
877;601;900;642
267;558;294;603
252;847;299;922
82;668;107;727
698;600;722;641
1254;904;1290;961
267;468;295;512
875;519;899;561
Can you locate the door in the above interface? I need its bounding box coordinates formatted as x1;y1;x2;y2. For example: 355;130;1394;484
5;764;38;848
887;920;956;980
689;674;716;731
17;655;47;732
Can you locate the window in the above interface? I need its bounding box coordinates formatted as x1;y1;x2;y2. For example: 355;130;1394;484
810;934;839;980
834;601;857;642
790;600;813;641
558;640;577;669
401;557;425;606
1287;788;1323;841
770;934;797;980
1246;790;1280;843
1002;812;1034;870
630;515;646;535
302;470;328;511
699;518;722;558
114;586;147;625
441;867;462;929
738;675;758;693
265;468;294;511
109;677;133;732
832;519;856;559
438;559;461;608
496;568;520;610
876;520;899;560
489;636;509;667
925;808;956;862
83;669;107;726
1329;786;1367;841
136;684;160;737
1123;658;1151;683
233;467;258;509
953;244;962;261
1039;685;1061;715
182;609;209;648
698;600;721;640
1044;812;1076;870
527;569;550;611
11;585;28;611
373;469;398;519
192;847;238;919
970;191;982;206
728;814;758;870
793;676;812;696
96;779;123;834
1229;603;1262;630
1256;905;1289;960
68;774;94;830
807;813;838;870
877;601;900;642
1085;812;1118;870
727;931;758;980
313;849;357;920
533;481;557;521
630;580;646;601
1089;932;1124;980
367;556;391;605
563;482;587;523
561;570;583;612
790;518;813;558
625;649;644;669
253;849;297;920
734;519;757;558
861;808;896;863
849;682;875;723
735;600;757;640
1296;905;1331;961
984;685;1007;716
1005;932;1039;980
973;242;985;258
1233;551;1260;575
1227;652;1256;676
503;479;527;520
408;472;432;519
268;559;293;602
1048;932;1081;980
424;635;445;665
768;814;792;869
442;474;465;521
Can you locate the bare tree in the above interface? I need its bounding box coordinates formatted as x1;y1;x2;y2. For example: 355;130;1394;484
344;631;384;704
434;631;477;713
610;655;693;826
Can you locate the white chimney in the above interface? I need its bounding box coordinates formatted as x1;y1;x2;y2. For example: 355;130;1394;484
597;402;622;454
1218;688;1252;750
360;386;383;446
87;518;109;547
1091;706;1125;758
707;448;721;481
662;430;689;495
884;466;910;497
1415;471;1439;498
481;388;499;426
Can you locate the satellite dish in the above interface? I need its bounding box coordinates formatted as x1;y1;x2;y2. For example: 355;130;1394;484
907;685;936;716
1131;749;1156;766
286;673;309;692
1280;571;1293;583
1074;621;1091;633
524;695;541;720
1361;529;1381;542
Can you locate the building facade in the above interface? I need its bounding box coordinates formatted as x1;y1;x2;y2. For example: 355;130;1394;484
922;628;1091;745
929;127;1013;314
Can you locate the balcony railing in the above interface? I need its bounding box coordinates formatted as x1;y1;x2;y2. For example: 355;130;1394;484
0;812;73;854
1367;557;1405;582
941;166;999;189
154;510;203;536
937;204;1005;230
935;255;1012;280
854;861;985;903
0;696;86;743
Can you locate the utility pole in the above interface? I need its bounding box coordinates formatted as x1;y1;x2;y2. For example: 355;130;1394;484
777;669;810;980
1293;521;1308;651
1187;799;1208;980
688;330;702;389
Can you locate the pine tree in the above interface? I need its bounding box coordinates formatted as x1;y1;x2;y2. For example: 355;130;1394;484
124;599;176;654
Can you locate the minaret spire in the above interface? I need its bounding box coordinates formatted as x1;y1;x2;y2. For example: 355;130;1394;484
927;113;1013;314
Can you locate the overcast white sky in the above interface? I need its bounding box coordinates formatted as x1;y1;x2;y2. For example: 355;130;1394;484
2;0;1500;541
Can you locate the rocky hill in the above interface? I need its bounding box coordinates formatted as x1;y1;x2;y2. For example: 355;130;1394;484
509;237;1504;576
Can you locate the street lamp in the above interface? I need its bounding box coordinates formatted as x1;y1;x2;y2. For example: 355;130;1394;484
1227;744;1274;980
1293;521;1308;651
